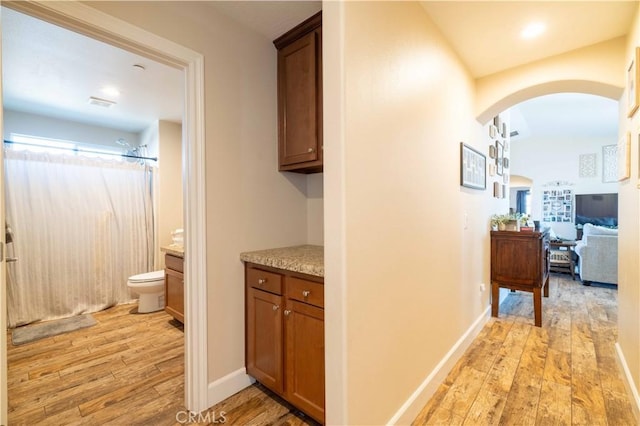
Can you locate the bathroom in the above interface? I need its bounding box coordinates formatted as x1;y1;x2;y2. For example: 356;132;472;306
2;7;185;331
3;113;184;328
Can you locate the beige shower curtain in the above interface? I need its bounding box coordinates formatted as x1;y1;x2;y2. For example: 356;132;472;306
5;148;155;327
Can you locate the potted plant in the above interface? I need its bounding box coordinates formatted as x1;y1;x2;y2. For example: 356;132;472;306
490;214;508;231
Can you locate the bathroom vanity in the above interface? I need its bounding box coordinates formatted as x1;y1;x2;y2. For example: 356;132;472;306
240;245;324;423
162;245;184;323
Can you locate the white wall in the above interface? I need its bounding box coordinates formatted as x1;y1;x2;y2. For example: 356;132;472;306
3;109;140;148
306;173;323;245
157;120;183;268
324;2;507;423
618;2;640;418
510;135;618;239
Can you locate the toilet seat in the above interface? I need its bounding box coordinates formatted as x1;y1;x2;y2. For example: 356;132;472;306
128;270;164;284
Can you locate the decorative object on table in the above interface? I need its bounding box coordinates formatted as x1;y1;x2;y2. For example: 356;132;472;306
496;140;504;176
627;47;639;118
489;144;496;159
491;213;530;231
579;153;597;178
460;142;486;190
618;131;631;181
602;144;618;183
542;189;573;223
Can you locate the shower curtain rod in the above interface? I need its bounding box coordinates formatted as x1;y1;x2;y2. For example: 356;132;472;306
3;139;158;162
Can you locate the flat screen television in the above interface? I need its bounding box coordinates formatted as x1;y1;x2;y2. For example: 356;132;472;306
575;193;618;227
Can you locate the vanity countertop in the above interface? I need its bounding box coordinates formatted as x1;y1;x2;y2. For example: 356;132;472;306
161;244;184;258
240;244;323;277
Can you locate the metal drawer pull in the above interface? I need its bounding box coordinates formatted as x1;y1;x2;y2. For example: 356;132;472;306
6;257;18;263
302;290;310;298
284;310;291;316
307;148;315;153
272;305;279;311
258;278;267;285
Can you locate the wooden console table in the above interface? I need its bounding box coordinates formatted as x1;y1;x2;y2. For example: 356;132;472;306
490;230;550;327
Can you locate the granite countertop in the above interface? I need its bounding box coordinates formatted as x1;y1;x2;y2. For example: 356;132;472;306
240;244;324;277
161;244;185;258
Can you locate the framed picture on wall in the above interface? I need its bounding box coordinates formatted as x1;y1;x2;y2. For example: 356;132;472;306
618;131;631;181
460;142;486;190
628;47;640;118
496;140;504;176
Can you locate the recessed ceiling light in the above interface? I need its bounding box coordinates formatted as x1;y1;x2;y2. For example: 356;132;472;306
101;86;120;97
88;96;116;108
521;22;546;40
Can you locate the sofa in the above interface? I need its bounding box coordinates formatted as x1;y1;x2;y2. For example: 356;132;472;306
574;223;618;285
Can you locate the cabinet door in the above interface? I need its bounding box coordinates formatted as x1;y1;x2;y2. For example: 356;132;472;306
285;299;324;423
278;29;322;170
165;268;184;323
247;287;284;394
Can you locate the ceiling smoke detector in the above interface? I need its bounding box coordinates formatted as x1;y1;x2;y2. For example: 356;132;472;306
88;96;116;108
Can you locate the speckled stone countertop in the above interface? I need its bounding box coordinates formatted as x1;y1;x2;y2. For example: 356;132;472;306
240;245;324;277
161;244;184;258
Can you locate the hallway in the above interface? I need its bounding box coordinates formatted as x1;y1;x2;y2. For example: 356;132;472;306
413;275;636;425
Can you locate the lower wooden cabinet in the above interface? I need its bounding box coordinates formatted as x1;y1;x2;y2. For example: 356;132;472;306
165;253;184;323
245;263;324;423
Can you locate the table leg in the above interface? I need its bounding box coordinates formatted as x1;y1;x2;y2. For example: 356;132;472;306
491;282;499;318
533;287;542;327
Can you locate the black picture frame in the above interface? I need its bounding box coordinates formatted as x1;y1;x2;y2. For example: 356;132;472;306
460;142;486;190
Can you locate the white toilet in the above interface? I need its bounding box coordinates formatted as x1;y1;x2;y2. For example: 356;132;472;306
127;270;165;313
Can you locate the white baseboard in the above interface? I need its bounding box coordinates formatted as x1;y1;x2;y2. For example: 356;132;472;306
387;306;491;425
615;343;640;423
207;368;254;409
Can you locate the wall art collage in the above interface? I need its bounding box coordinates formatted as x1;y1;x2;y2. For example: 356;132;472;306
488;114;509;198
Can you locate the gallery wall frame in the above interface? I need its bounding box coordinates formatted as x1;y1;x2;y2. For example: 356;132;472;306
460;142;486;190
496;140;504;176
618;131;631;181
603;144;618;183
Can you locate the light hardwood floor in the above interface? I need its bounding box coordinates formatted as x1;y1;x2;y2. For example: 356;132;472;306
7;304;313;425
7;275;636;425
413;274;637;426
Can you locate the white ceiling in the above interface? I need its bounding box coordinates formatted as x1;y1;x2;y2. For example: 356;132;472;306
1;7;184;134
420;1;637;78
1;1;630;140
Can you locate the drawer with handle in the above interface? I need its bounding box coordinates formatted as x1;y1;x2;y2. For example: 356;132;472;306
287;277;324;308
247;267;283;295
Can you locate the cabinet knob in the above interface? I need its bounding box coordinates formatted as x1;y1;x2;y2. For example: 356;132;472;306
284;309;291;316
258;278;267;285
302;290;310;298
272;304;279;311
307;148;315;153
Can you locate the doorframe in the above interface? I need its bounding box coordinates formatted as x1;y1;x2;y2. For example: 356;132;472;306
1;0;209;414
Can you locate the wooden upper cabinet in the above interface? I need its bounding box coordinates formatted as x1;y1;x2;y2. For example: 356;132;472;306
274;12;322;173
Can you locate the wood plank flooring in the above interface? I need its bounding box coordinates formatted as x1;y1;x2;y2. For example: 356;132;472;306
413;275;637;426
7;274;636;425
7;304;313;425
